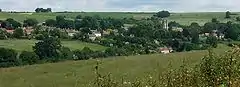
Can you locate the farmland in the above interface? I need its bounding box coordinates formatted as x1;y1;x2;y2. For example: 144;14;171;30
0;40;106;52
0;44;230;87
0;12;240;25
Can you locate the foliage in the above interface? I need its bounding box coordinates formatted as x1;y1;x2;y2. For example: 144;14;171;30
211;18;219;23
225;23;240;40
19;51;39;65
33;36;62;61
206;35;218;48
0;29;7;39
154;10;170;18
91;47;240;87
23;18;39;27
73;47;95;60
237;17;240;21
5;18;21;29
60;47;73;60
35;8;52;13
0;48;18;68
76;15;82;19
13;28;24;38
225;11;231;18
44;19;56;27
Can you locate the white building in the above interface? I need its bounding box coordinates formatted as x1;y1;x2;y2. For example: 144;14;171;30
159;47;173;54
91;30;102;37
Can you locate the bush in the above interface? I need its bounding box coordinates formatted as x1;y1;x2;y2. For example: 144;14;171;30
0;29;7;39
0;48;19;68
13;28;24;38
60;47;73;60
236;17;240;21
19;51;40;65
73;47;94;60
35;34;45;40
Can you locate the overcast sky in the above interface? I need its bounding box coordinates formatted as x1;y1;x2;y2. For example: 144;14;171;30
0;0;239;12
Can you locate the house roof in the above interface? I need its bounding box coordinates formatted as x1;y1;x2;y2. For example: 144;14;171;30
159;47;173;51
6;30;14;33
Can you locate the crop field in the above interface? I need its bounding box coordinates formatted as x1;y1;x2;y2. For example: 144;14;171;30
0;44;230;87
0;40;106;52
0;12;240;25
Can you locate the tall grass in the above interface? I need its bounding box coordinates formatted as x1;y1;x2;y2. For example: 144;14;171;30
91;46;240;87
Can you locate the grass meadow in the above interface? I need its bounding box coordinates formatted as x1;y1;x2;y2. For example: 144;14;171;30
0;44;230;87
0;40;106;52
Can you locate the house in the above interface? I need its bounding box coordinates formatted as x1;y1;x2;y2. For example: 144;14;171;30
103;30;111;35
23;27;34;35
159;47;173;54
5;29;14;34
66;29;79;37
123;24;134;31
89;34;97;41
90;30;102;37
172;27;183;32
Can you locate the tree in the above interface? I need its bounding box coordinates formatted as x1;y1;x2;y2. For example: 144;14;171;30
60;47;73;60
225;11;231;18
211;18;219;23
56;15;66;28
23;18;38;27
13;28;24;38
0;9;2;12
81;16;100;29
76;15;82;19
237;17;240;21
225;24;240;40
5;18;21;29
203;22;217;33
19;51;39;65
0;29;7;39
154;10;170;18
33;36;62;61
0;48;19;68
46;8;52;12
168;21;180;29
206;35;218;48
44;19;56;27
73;47;94;60
81;47;94;59
49;28;61;38
35;8;52;13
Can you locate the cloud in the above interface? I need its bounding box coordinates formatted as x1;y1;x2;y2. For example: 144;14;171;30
0;0;239;12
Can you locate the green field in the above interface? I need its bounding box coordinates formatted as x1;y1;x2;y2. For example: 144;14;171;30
0;44;230;87
1;12;240;25
0;40;106;51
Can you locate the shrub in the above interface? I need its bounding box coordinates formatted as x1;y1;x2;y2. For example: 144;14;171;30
0;48;19;68
19;51;40;65
13;28;24;38
35;34;45;40
73;47;94;60
60;47;73;60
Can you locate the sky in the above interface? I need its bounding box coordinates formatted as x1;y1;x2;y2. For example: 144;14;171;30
0;0;239;12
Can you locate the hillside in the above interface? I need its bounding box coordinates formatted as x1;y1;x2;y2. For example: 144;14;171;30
0;12;239;25
0;44;230;87
0;40;106;52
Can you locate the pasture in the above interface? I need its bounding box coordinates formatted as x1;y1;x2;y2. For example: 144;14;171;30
0;12;240;25
0;44;230;87
0;40;106;51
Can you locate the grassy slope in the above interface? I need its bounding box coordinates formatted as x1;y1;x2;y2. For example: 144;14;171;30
1;12;239;25
0;44;230;87
0;40;106;51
